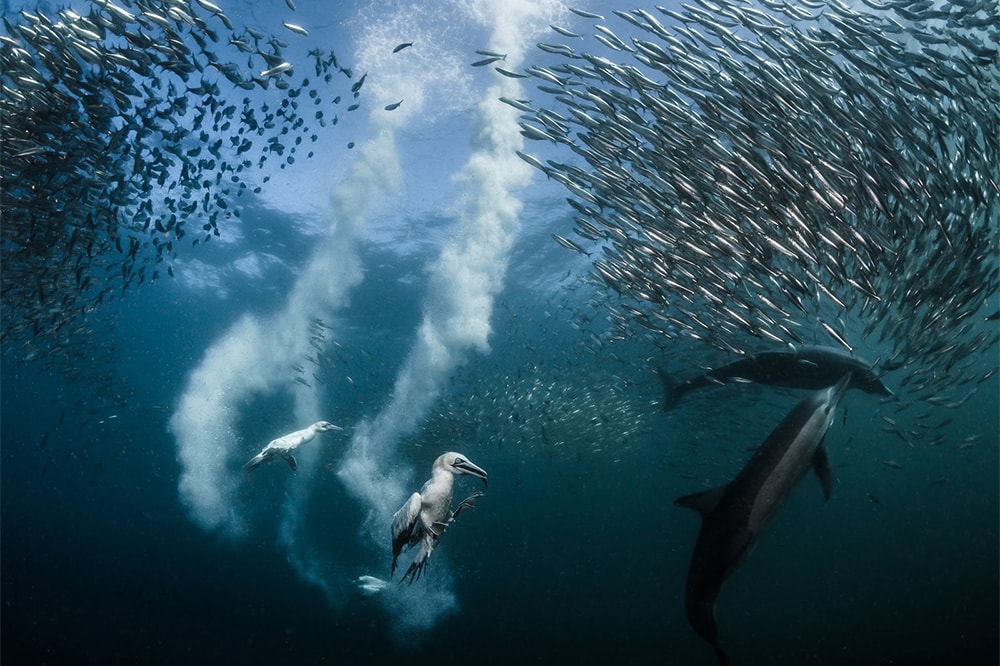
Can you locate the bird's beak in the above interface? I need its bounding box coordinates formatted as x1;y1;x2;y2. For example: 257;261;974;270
455;458;488;488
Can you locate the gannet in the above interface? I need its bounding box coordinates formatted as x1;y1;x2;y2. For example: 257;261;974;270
243;420;342;473
355;575;390;596
391;452;488;584
675;374;851;665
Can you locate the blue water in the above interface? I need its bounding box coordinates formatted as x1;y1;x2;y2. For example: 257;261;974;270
3;235;996;664
2;0;998;664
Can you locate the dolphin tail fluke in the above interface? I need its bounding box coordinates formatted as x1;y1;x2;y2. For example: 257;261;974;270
686;596;728;666
656;367;683;410
712;642;730;666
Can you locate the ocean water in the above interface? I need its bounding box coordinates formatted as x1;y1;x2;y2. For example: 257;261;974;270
2;0;997;665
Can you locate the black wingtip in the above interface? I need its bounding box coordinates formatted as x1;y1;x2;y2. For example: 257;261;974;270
402;560;423;585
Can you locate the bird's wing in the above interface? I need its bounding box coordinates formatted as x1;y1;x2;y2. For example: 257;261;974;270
401;531;438;584
243;448;272;473
391;492;422;576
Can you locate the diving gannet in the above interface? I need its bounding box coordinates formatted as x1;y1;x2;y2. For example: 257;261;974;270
243;420;342;473
675;374;852;665
391;452;488;584
658;344;892;410
355;575;390;596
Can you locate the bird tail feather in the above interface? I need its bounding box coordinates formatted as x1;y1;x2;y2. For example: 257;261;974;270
243;452;267;473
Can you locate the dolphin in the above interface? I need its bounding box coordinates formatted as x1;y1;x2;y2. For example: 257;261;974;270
658;344;892;409
675;374;852;665
243;420;342;473
391;452;488;583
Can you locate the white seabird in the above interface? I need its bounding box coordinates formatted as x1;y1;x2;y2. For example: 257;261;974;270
243;420;342;473
354;575;390;596
391;452;488;583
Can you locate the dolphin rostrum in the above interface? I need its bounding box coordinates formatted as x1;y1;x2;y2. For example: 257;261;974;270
675;374;852;664
243;420;342;473
658;344;892;410
391;452;488;583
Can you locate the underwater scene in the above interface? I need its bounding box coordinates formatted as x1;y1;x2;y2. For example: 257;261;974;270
2;0;997;664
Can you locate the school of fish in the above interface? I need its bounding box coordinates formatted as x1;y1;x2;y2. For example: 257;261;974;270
513;0;998;410
1;0;361;372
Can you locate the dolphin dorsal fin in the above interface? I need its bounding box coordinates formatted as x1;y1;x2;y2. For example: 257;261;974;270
675;485;727;516
813;440;833;501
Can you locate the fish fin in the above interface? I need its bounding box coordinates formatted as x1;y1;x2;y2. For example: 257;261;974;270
675;485;727;516
279;451;297;471
813;441;833;501
656;367;682;410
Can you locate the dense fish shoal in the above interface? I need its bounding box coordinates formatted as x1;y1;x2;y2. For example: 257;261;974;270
514;0;999;410
0;0;360;379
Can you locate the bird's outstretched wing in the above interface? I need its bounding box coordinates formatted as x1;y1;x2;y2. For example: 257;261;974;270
391;492;422;577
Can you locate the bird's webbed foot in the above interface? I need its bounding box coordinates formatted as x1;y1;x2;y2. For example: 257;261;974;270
451;491;485;521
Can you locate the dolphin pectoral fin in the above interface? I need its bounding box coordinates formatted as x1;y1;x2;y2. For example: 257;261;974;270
675;485;727;517
278;451;297;471
813;441;833;501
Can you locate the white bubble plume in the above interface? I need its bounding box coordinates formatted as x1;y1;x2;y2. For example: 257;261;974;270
170;0;560;637
169;78;404;538
337;0;559;636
